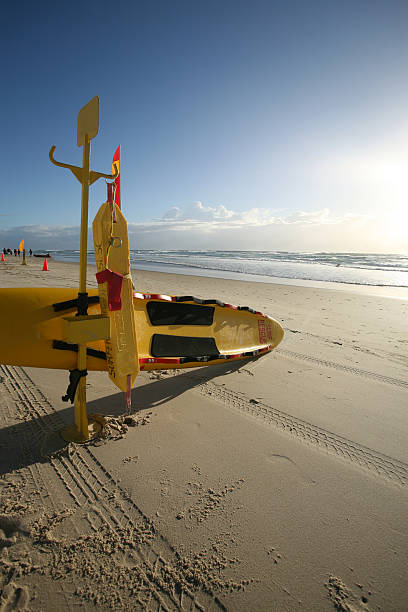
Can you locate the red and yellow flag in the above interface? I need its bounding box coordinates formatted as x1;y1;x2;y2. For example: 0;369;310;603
112;146;121;209
18;239;24;252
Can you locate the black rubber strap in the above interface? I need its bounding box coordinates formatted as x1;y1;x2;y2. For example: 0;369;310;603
175;295;200;303
174;295;258;312
238;306;257;314
76;292;89;316
179;348;262;364
52;295;100;312
62;369;88;404
179;354;221;364
52;340;107;361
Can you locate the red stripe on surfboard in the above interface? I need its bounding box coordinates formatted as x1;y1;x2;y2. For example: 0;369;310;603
138;345;272;370
139;357;180;364
133;292;173;301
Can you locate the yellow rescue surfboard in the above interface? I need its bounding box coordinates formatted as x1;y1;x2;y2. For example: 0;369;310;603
0;288;284;372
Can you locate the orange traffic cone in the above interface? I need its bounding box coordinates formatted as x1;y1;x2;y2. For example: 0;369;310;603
1;253;4;262
42;258;49;271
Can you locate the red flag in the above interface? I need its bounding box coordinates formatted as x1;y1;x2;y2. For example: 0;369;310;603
112;146;121;209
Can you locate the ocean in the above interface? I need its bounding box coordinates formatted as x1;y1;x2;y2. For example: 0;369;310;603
44;250;408;290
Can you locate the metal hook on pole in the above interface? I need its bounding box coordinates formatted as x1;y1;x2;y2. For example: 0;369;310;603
49;145;118;185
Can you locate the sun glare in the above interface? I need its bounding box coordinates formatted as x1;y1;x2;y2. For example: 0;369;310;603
382;204;408;250
350;154;408;250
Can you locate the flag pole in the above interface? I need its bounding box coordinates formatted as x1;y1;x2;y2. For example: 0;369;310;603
119;143;122;210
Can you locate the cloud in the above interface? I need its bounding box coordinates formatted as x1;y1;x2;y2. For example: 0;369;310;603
162;206;181;220
0;224;81;250
161;201;234;222
128;204;402;252
157;202;360;229
0;202;404;253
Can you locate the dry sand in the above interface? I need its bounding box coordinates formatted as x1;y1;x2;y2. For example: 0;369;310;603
1;256;408;611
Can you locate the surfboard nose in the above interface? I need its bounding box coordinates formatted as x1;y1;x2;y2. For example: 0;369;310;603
270;318;284;349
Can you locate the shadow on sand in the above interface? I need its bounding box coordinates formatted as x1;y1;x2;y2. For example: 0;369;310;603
0;358;255;476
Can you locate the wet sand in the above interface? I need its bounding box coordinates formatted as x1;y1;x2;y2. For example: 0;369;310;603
1;256;408;611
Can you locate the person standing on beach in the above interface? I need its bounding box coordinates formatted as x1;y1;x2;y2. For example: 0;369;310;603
29;248;32;256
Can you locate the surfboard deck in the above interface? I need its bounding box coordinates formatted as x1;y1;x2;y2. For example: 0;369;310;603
0;288;284;371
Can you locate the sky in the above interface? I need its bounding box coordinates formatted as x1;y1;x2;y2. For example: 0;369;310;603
1;0;408;253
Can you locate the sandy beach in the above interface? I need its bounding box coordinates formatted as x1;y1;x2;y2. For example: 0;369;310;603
1;256;407;611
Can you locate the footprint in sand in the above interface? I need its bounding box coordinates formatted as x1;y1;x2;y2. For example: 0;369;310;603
0;582;30;612
325;575;371;611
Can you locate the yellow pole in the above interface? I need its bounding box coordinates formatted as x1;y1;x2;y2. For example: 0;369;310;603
79;135;90;295
49;97;117;443
22;249;27;265
74;133;91;440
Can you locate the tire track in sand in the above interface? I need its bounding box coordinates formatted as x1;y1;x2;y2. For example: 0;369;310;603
196;381;408;488
0;364;229;612
276;348;408;390
0;370;76;611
